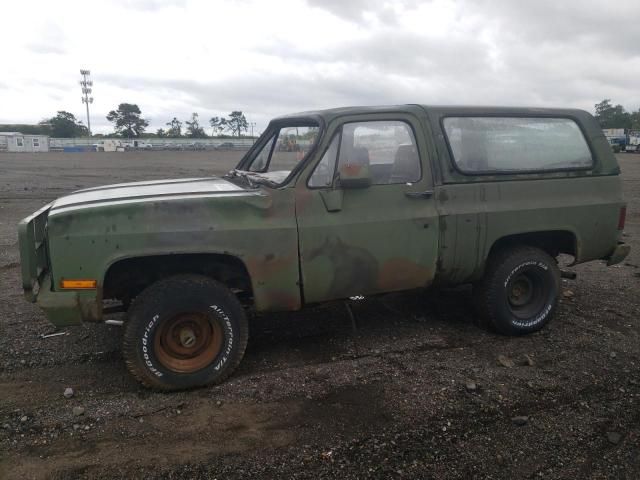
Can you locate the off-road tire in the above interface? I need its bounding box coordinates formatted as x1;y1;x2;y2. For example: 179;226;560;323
474;246;560;335
123;275;248;391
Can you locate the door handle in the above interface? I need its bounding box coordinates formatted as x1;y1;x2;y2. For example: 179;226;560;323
405;190;434;199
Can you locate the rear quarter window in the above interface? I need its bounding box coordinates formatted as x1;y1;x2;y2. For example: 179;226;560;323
442;117;593;173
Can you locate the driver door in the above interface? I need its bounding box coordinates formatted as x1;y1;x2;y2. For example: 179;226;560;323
295;113;439;304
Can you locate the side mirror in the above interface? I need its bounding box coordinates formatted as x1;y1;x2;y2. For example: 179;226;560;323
337;163;371;189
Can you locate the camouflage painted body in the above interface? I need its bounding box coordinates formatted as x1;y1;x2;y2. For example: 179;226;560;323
18;105;628;327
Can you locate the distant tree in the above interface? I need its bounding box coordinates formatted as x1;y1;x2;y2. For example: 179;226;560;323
185;112;207;138
41;111;88;137
631;109;640;130
594;99;613;121
106;103;149;137
156;128;167;137
209;116;227;136
1;123;50;135
165;117;183;137
594;99;631;129
226;111;248;137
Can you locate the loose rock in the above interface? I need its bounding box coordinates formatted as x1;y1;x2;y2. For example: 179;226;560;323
512;416;529;426
465;381;477;392
20;416;28;423
64;387;74;399
498;355;515;368
607;431;622;444
73;406;85;417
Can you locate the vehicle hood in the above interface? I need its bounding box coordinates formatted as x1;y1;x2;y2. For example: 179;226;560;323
50;177;247;212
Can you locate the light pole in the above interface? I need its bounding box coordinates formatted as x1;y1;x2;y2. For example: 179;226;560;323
249;122;257;140
80;69;93;136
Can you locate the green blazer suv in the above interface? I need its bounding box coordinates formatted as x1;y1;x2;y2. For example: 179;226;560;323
19;105;630;390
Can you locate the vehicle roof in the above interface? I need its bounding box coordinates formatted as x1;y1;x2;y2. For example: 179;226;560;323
274;105;592;123
0;132;49;137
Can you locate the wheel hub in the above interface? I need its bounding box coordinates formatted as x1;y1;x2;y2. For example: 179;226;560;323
154;312;223;373
179;327;197;348
509;276;534;307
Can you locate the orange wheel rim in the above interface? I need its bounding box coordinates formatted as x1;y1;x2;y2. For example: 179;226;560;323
153;312;223;373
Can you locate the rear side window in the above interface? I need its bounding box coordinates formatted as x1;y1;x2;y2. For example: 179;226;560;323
443;117;593;173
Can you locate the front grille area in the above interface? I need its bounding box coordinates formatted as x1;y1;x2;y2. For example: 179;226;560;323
18;203;52;301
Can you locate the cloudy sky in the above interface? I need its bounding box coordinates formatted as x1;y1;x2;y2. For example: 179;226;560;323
2;0;639;134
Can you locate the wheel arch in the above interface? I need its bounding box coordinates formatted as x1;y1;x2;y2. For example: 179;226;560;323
486;229;579;264
102;253;254;307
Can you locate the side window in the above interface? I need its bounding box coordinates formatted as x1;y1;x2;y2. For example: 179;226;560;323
337;121;420;185
249;135;275;172
443;117;593;173
32;138;40;148
16;137;24;147
308;133;340;187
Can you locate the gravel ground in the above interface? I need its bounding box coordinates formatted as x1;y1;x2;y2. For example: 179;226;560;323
0;151;639;479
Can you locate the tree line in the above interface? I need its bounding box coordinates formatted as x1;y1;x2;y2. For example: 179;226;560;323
157;111;248;138
0;111;90;138
1;105;251;138
594;99;640;130
105;103;250;138
6;99;638;138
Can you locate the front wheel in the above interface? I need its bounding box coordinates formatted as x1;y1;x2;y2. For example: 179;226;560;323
123;275;248;390
474;246;560;335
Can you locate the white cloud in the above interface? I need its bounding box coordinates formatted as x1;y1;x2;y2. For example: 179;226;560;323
0;0;639;134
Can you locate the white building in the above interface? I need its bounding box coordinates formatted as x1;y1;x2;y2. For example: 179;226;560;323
0;132;49;152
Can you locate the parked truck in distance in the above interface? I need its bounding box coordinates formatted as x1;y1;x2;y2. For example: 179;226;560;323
625;130;640;153
602;128;640;153
19;105;630;390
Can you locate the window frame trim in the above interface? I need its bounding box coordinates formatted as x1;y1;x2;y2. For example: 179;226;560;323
306;129;343;190
248;132;277;173
236;116;324;187
440;114;596;177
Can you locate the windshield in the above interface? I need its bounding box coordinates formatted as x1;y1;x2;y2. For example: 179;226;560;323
243;124;320;183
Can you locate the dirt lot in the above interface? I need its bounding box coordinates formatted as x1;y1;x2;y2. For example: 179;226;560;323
1;151;639;479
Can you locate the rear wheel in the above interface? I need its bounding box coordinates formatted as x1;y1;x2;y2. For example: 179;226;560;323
474;246;560;335
123;275;248;390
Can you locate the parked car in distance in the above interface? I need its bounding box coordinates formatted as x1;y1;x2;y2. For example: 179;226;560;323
126;140;153;150
93;139;125;152
18;105;630;390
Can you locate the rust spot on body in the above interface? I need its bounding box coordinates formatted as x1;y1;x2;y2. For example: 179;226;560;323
377;258;431;291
